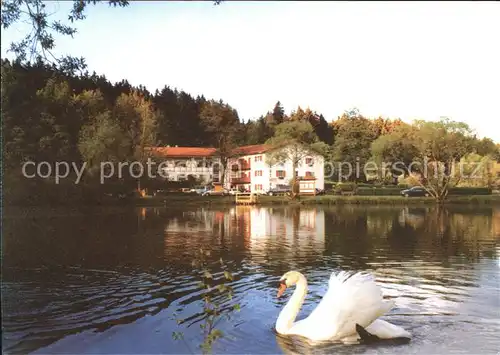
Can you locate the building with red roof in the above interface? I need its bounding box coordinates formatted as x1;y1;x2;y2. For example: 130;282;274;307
146;143;324;194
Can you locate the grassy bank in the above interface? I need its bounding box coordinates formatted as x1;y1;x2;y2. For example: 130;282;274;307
137;194;500;207
298;194;500;205
5;194;498;211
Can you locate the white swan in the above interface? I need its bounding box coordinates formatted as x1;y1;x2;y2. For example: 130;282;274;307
275;270;411;344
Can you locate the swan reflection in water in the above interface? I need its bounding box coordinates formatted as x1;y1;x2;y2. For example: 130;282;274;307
275;332;412;355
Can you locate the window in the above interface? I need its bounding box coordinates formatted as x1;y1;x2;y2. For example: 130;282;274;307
305;171;314;177
254;155;262;162
255;170;263;177
276;170;286;178
305;157;313;165
255;184;263;191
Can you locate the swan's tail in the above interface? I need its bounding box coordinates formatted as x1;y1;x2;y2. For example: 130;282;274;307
355;321;412;344
355;323;380;344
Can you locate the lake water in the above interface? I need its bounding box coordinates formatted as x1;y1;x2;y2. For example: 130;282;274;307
2;205;500;354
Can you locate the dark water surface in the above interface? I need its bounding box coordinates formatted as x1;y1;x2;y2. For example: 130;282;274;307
2;205;500;354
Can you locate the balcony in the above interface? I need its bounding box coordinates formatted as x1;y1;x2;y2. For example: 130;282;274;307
231;175;251;184
231;160;251;171
161;166;213;173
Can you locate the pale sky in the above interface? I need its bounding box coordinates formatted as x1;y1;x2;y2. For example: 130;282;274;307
2;1;499;142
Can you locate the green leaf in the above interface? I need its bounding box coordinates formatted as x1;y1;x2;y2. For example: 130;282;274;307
211;329;224;339
203;270;213;279
224;271;233;281
233;304;241;311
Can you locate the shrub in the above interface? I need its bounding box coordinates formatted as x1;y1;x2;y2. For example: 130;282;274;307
356;187;403;196
448;187;492;195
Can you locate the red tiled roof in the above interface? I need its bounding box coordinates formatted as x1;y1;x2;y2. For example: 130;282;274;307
231;144;271;156
147;146;217;157
147;144;276;158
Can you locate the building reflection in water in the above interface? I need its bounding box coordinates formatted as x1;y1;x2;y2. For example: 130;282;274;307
139;206;500;263
228;206;325;253
159;206;326;256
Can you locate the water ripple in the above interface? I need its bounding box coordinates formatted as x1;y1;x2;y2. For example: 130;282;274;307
2;205;500;354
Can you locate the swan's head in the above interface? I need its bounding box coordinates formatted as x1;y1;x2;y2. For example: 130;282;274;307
277;271;303;298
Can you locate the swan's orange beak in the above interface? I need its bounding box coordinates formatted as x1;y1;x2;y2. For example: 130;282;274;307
277;281;287;298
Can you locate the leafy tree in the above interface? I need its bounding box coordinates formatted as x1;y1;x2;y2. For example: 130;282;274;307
331;110;378;182
265;120;328;199
288;106;333;145
372;116;404;136
78;111;129;176
34;78;81;162
1;0;129;74
471;137;498;158
245;116;273;144
458;153;495;188
200;100;240;186
408;118;475;201
113;90;159;161
111;90;160;191
370;123;420;183
1;0;222;74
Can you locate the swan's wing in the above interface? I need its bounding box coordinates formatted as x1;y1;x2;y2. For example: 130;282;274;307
305;270;393;340
365;319;411;339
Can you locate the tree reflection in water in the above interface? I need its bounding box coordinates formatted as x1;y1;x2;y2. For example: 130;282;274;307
1;205;499;354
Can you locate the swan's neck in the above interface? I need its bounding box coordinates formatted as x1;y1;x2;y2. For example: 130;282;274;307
276;274;308;334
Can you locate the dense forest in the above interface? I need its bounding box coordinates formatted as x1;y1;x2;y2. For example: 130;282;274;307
2;58;500;205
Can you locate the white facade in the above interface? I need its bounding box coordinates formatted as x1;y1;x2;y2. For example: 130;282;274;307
245;207;326;255
159;157;221;184
152;144;325;192
226;146;325;194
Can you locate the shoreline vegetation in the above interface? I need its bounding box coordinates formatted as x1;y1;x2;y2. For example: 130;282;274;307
144;194;500;206
5;194;500;210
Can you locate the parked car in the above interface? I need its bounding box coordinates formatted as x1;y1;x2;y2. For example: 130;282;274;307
401;186;430;197
191;186;209;195
227;188;244;195
266;185;291;196
202;188;229;196
315;188;325;195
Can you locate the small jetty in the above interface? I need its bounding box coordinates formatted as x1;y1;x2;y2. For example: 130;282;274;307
235;192;258;205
